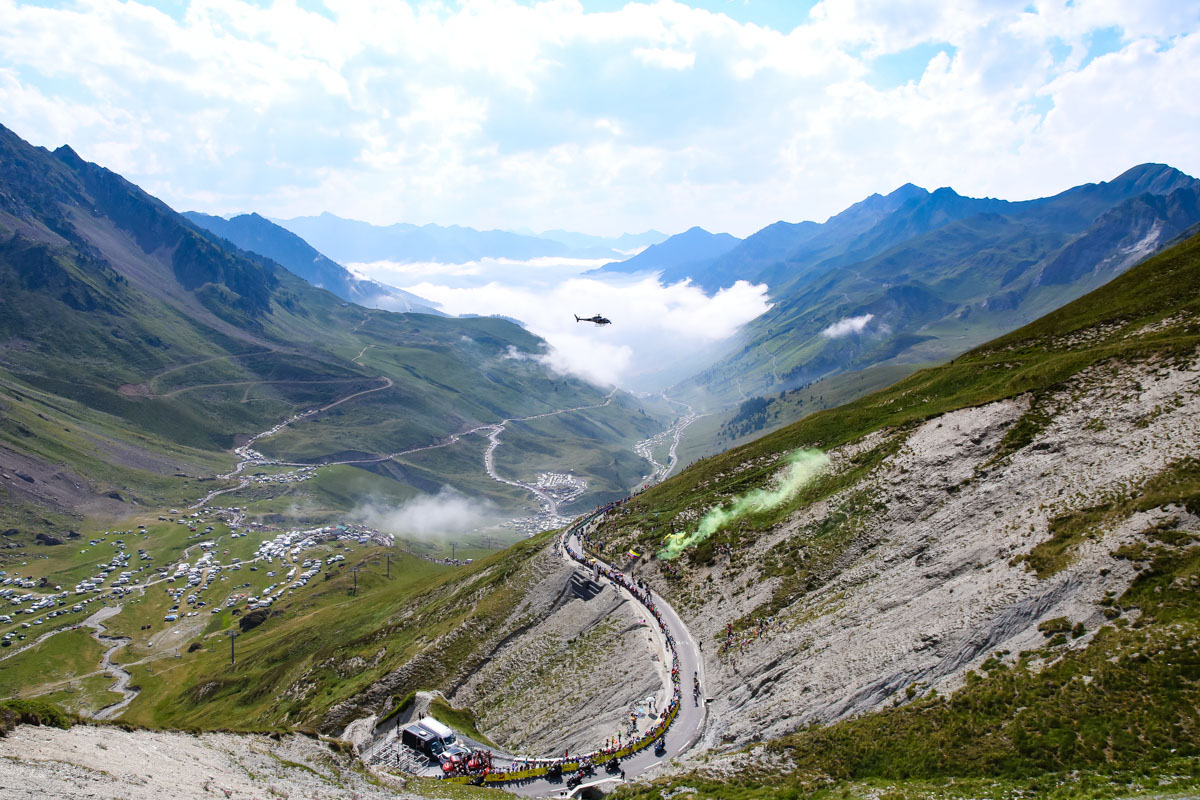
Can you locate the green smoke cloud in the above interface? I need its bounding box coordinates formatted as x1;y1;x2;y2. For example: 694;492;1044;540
657;449;830;560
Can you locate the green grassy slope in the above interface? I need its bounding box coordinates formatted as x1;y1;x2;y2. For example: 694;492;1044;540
115;531;561;732
0;123;671;534
672;362;923;469
0;500;565;734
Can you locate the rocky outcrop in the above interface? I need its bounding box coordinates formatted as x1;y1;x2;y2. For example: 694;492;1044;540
450;573;662;755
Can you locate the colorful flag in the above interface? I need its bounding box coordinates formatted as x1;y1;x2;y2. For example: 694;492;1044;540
628;550;641;559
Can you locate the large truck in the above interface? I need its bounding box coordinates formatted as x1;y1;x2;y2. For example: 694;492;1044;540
401;724;444;760
401;715;463;763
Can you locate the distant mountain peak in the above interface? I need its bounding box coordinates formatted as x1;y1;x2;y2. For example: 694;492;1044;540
1107;162;1197;196
273;213;578;263
183;210;441;314
887;182;927;200
52;144;84;167
1114;162;1179;181
592;225;742;276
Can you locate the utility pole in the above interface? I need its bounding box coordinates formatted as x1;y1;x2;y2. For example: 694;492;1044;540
226;630;239;665
386;553;391;578
451;542;456;561
350;565;366;595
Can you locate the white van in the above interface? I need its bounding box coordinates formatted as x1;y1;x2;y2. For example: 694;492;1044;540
417;717;458;748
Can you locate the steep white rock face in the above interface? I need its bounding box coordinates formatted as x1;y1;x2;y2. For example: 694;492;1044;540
653;353;1200;749
451;578;661;755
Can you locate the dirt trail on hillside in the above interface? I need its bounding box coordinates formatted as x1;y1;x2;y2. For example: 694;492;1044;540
81;605;137;720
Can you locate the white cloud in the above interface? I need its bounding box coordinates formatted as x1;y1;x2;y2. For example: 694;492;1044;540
633;46;697;70
822;313;875;338
387;268;771;388
350;255;611;288
359;487;494;539
0;1;1197;236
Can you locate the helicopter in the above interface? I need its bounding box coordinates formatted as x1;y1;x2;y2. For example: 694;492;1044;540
574;314;612;326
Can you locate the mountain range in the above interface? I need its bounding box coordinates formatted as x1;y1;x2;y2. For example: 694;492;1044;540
535;227;666;255
234;164;1200;429
273;212;665;265
6;111;1199;534
3;116;1200;800
659;163;1200;407
0;123;666;535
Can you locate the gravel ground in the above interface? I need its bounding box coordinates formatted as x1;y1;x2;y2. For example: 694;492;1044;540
0;724;414;799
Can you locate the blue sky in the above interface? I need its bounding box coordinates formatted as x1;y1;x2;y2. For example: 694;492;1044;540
1;0;1198;236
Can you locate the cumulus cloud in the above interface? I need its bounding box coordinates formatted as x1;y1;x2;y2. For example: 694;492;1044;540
1;1;1197;236
358;487;494;540
822;313;875;338
366;267;771;389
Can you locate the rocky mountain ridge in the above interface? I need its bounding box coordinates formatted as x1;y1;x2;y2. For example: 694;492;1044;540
183;211;443;314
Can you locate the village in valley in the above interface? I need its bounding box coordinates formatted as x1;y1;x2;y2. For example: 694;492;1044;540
0;504;474;709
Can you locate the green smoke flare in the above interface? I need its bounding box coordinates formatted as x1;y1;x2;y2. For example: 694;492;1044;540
657;449;830;560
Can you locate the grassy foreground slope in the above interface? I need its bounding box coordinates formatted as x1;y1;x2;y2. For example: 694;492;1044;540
595;229;1200;798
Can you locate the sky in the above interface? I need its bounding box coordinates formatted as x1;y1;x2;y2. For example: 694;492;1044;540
2;0;1199;238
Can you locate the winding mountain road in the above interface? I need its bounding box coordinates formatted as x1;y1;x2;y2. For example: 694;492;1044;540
444;508;705;796
174;354;706;789
562;523;706;769
191;380;616;514
633;395;703;486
